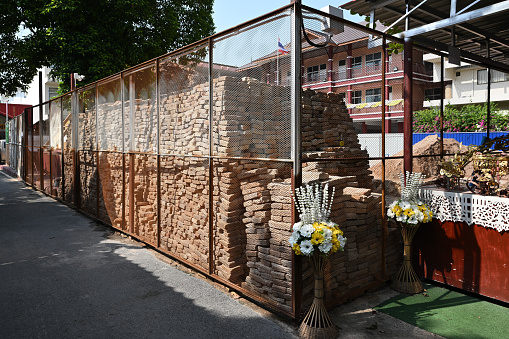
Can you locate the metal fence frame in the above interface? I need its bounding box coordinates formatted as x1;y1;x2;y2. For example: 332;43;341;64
6;2;502;320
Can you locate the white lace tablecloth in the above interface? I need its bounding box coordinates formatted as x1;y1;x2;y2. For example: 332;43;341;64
419;188;509;233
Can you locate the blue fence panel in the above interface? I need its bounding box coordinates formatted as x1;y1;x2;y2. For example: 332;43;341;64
413;132;509;147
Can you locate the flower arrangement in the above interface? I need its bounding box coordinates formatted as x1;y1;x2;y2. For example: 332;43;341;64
387;172;433;225
289;183;346;256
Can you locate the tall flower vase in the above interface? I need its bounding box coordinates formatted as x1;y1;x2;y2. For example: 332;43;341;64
298;253;338;339
391;221;423;294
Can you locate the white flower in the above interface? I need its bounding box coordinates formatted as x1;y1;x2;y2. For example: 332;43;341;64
400;201;411;210
407;215;419;224
327;220;337;228
338;235;347;248
300;240;314;255
318;240;333;253
415;210;424;222
322;227;333;241
292;222;302;232
300;224;315;237
387;209;395;218
288;231;300;245
396;214;406;222
389;200;398;209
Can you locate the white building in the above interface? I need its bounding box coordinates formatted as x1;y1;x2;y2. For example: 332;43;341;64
423;54;509;110
0;67;59;106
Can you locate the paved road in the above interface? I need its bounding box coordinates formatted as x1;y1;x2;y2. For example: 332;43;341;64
0;173;295;339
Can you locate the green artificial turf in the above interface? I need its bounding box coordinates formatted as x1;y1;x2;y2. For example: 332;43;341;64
375;283;509;339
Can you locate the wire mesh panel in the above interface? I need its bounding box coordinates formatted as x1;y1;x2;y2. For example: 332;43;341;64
78;87;96;152
41;103;51;193
96;77;123;228
123;64;157;154
130;154;158;246
158;45;210;156
211;11;292;160
32;106;41;189
78;87;97;216
159;156;210;270
97;151;124;229
49;99;62;198
97;77;122;152
7;118;18;174
62;94;74;204
26;108;33;185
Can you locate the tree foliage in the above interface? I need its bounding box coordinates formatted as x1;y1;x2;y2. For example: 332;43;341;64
0;0;215;96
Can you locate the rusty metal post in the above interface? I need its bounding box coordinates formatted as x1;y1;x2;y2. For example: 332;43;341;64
156;59;161;248
403;37;413;175
381;35;388;280
487;39;491;140
291;0;303;320
440;55;444;159
72;91;80;208
208;37;215;275
129;75;135;235
95;84;99;218
39;72;44;191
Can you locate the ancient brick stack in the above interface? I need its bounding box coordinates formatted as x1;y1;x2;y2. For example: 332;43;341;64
71;72;392;315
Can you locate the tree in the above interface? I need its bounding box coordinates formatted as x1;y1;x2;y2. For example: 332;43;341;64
0;0;215;96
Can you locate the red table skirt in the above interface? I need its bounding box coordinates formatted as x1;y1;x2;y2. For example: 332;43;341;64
413;219;509;303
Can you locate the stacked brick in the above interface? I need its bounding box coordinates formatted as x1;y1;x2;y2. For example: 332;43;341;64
159;157;210;270
97;102;123;152
131;155;158;245
97;152;123;229
68;71;396;315
79;151;97;217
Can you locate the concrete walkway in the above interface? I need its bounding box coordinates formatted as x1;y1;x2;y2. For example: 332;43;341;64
0;172;295;338
0;169;442;338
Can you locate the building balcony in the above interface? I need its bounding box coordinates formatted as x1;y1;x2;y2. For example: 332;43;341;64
301;61;432;87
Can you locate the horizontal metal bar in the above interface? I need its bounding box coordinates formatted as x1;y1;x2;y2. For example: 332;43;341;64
398;1;509;39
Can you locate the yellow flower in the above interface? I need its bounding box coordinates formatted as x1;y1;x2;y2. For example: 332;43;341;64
403;208;414;217
292;243;302;255
311;231;324;245
418;205;427;213
333;227;343;236
392;205;403;216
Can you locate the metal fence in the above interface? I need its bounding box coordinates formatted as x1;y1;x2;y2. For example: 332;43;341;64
7;3;490;319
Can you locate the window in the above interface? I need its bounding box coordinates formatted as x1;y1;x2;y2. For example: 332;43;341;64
351;56;362;70
477;69;509;84
307;64;327;82
424;61;434;75
352;90;362;104
365;88;381;102
48;87;58;99
424;88;442;101
338;60;346;80
365;52;382;68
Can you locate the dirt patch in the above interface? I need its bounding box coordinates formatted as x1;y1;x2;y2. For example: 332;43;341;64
369;135;467;197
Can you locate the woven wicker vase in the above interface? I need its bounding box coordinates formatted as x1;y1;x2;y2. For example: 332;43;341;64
391;221;423;294
298;253;338;339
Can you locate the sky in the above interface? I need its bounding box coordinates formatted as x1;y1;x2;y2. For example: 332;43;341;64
212;0;362;34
